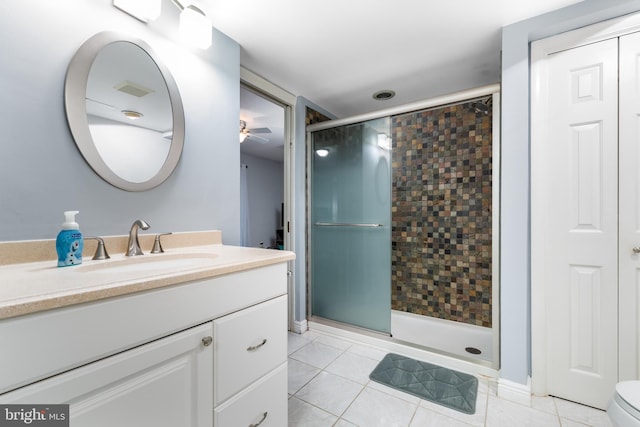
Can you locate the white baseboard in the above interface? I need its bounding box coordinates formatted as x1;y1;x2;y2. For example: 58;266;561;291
291;319;308;334
498;377;532;407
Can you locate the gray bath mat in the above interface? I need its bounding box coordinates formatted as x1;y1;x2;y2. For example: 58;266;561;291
369;353;478;414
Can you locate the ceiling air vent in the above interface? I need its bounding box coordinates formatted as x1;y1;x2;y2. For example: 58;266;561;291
114;80;154;97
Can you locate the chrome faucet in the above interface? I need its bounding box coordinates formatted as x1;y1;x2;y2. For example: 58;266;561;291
126;219;150;256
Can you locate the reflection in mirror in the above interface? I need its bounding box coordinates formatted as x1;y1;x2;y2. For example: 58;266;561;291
86;42;172;183
65;32;185;191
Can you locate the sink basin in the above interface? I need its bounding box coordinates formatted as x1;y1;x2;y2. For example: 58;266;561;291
78;252;218;276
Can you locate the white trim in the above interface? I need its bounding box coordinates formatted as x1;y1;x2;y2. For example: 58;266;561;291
533;12;640;57
291;319;307;334
307;84;500;132
530;10;640;400
309;321;498;379
491;90;501;371
498;377;532;407
240;67;296;106
240;67;297;332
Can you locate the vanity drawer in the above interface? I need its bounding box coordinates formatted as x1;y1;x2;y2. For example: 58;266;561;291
214;295;287;405
214;362;287;427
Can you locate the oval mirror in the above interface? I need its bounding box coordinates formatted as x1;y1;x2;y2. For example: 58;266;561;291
65;32;185;191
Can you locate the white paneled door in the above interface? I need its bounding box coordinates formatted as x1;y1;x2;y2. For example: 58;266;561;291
619;32;640;382
543;38;619;409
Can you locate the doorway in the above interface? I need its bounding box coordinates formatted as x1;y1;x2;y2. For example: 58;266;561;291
239;69;296;331
239;85;286;249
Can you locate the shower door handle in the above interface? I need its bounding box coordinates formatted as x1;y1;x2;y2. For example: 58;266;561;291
315;222;383;227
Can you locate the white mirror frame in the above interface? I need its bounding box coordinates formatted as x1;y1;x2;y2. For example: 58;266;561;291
65;31;185;191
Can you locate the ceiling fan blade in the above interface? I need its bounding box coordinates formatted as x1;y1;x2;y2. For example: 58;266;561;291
248;127;272;134
246;134;270;143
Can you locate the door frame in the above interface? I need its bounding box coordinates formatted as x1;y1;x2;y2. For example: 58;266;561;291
530;12;640;397
240;67;297;331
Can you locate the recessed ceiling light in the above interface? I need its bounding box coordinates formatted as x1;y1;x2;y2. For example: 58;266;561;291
372;90;396;101
122;110;143;120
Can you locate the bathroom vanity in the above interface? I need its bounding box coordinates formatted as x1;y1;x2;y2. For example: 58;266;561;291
0;231;294;426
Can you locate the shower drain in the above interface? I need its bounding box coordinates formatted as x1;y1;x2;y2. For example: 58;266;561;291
465;347;482;355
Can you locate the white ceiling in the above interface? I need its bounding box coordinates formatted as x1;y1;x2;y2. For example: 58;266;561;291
202;0;583;162
201;0;583;118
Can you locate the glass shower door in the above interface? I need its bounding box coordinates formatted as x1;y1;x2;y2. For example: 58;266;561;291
310;117;391;333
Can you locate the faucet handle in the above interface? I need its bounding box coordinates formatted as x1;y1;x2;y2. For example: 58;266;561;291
85;236;110;260
150;233;173;254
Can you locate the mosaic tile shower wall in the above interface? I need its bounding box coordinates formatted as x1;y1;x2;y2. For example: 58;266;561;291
391;100;492;327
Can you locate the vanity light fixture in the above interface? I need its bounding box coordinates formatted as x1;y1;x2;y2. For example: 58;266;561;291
172;0;212;50
113;0;161;22
122;110;144;120
113;0;212;50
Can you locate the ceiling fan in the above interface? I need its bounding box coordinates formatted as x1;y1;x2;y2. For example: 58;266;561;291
239;120;271;143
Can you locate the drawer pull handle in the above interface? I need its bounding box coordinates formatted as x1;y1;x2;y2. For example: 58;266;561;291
202;336;213;347
247;339;267;351
249;411;268;427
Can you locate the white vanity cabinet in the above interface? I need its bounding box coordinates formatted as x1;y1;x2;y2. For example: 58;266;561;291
0;262;290;427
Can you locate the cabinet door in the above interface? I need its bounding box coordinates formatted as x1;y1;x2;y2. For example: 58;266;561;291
0;322;213;427
214;295;287;405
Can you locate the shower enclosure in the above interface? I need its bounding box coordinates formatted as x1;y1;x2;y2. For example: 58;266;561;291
307;85;500;366
310;117;392;333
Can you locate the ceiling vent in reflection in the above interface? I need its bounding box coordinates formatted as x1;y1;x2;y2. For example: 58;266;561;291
114;80;154;97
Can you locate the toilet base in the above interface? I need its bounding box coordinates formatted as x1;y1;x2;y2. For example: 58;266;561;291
609;397;640;427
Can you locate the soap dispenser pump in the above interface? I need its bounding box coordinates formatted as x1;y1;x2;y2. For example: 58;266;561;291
56;210;84;267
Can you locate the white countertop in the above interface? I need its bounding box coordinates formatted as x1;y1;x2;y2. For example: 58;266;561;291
0;244;295;320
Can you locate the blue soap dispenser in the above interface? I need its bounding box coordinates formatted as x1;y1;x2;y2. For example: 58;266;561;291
56;210;84;267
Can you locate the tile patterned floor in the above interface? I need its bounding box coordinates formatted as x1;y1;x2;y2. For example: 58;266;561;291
287;330;613;427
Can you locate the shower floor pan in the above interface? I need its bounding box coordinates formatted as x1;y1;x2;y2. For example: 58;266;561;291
390;310;493;363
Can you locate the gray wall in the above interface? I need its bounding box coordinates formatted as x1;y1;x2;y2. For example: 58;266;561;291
500;0;640;385
0;0;240;244
240;153;284;248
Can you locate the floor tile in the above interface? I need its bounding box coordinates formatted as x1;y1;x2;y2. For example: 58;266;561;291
419;390;488;427
410;406;476;426
288;358;321;395
347;343;389;361
314;334;353;351
325;351;380;384
554;398;612;427
531;395;558;415
486;394;561;427
367;380;421;405
334;419;358;427
289;341;344;369
287;329;612;427
341;387;418;427
560;418;592;427
288;332;313;355
295;371;364;416
288;396;337;427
